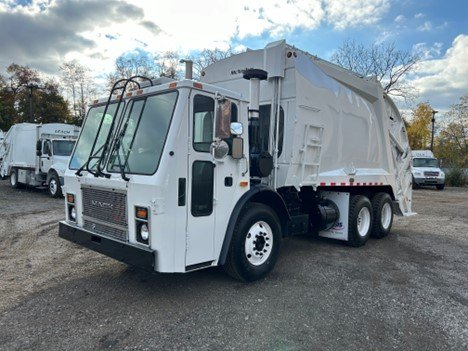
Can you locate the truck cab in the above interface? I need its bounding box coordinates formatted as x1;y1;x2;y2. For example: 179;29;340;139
60;79;251;274
411;150;445;190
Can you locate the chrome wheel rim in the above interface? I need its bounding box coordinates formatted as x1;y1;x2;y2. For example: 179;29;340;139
357;207;371;237
49;179;57;195
381;202;392;229
244;221;273;266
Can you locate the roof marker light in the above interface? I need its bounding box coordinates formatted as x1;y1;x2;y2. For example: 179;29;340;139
169;82;177;89
193;82;203;89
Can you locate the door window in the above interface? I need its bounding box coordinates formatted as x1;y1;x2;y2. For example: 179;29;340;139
193;95;214;152
191;161;214;217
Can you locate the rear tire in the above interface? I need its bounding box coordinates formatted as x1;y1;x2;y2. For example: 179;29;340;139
371;192;393;239
436;184;445;190
10;168;21;189
48;172;62;198
347;195;372;247
224;203;281;282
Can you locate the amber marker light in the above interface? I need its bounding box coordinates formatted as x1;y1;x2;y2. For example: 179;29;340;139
136;206;148;220
193;82;203;89
67;193;75;203
136;89;143;95
239;181;249;187
169;82;178;89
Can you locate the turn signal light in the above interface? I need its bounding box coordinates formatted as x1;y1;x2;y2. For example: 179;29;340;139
67;193;75;203
136;206;148;220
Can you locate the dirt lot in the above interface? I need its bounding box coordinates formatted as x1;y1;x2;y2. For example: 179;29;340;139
0;180;467;351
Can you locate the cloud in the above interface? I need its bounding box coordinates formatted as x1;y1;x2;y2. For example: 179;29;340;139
394;14;405;23
324;0;390;30
417;21;432;32
409;35;468;108
0;0;145;73
414;12;425;19
412;42;443;60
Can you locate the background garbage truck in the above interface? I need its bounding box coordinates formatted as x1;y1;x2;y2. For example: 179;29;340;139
59;40;413;281
0;123;80;197
411;150;445;190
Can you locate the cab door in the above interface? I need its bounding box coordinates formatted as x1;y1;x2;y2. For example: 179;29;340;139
41;139;53;172
185;93;216;267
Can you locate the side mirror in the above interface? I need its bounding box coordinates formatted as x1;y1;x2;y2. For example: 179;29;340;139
230;122;243;136
36;140;42;156
231;137;243;160
210;139;229;160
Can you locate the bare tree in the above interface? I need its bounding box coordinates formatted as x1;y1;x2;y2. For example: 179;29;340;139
190;47;236;78
331;39;420;101
60;61;96;125
156;51;181;79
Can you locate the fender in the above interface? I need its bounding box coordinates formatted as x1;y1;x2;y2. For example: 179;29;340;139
218;185;290;265
47;164;65;185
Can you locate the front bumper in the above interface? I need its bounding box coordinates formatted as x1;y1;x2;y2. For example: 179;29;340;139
59;221;156;272
414;177;445;185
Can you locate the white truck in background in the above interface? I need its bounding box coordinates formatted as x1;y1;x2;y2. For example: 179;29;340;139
411;150;445;190
59;40;413;281
0;123;80;197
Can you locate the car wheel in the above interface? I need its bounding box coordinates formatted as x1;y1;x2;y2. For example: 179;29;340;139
224;202;281;282
347;195;372;247
370;192;394;239
48;172;62;198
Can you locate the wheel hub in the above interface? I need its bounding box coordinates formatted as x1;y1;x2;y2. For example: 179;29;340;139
245;221;273;266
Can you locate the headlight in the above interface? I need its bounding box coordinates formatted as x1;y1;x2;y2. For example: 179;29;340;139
414;172;421;176
140;223;149;241
440;172;445;178
70;206;76;220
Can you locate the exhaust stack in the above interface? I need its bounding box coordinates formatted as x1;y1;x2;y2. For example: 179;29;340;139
179;59;193;80
243;69;272;178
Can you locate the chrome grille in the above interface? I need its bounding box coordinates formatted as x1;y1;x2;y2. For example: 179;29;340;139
82;187;127;226
424;171;439;177
81;186;128;242
83;220;127;242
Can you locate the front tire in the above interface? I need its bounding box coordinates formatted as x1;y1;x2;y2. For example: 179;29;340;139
371;192;393;239
347;195;372;247
436;184;445;190
10;168;21;189
48;172;62;198
224;203;281;282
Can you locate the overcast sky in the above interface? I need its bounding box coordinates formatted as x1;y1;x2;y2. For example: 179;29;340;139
0;0;467;112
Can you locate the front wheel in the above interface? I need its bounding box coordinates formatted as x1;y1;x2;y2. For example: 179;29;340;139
436;184;445;190
347;195;372;247
10;168;21;189
48;172;62;198
224;203;281;282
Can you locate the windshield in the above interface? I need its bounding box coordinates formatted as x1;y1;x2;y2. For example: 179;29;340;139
108;91;178;175
413;158;438;168
69;103;119;170
52;140;75;156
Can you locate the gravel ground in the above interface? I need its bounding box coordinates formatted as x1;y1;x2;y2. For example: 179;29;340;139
0;180;467;351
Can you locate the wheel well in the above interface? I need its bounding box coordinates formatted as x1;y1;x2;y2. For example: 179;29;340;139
249;190;290;234
46;169;58;184
218;186;290;265
318;185;395;201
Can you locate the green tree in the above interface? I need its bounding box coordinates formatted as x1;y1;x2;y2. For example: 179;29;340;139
406;103;433;150
435;95;468;167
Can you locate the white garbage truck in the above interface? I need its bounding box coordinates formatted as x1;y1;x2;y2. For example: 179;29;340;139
59;40;413;281
0;123;80;197
411;150;445;190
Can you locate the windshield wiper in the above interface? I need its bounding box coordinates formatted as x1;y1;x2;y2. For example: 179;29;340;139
110;134;130;181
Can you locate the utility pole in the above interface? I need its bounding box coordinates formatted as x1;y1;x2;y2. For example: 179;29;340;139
430;109;438;151
24;84;44;123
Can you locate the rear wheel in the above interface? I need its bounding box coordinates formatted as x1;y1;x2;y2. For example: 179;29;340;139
371;192;393;239
224;203;281;282
347;195;372;247
10;168;21;189
48;172;62;198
